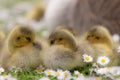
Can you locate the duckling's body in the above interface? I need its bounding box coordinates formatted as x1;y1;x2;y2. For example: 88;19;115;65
0;25;46;71
6;41;42;70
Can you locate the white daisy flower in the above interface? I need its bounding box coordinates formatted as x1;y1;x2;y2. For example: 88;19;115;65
109;67;120;76
0;67;4;74
83;54;93;63
56;69;64;80
0;74;17;80
44;69;56;77
95;68;110;75
56;69;63;76
36;65;44;73
56;70;72;80
94;67;120;79
73;74;88;80
39;77;50;80
63;70;72;80
0;74;9;80
97;56;110;66
74;71;81;77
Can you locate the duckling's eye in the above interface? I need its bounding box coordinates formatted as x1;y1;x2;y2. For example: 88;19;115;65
17;37;21;40
59;38;63;41
96;36;100;40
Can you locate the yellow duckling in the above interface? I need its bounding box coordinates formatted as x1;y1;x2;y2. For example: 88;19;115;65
26;3;45;21
81;25;120;66
0;25;46;71
42;27;96;70
7;39;45;71
82;25;113;55
7;25;35;53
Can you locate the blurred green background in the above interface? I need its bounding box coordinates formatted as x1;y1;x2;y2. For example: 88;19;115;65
0;0;40;7
0;0;42;31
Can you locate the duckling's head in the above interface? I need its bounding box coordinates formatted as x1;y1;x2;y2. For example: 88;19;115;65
86;25;113;47
8;25;35;52
54;26;76;36
49;28;77;51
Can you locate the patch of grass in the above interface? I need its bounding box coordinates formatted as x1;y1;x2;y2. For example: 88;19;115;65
11;71;44;80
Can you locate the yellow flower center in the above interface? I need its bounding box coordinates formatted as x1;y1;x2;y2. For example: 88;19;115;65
47;71;52;75
37;68;43;72
2;74;8;78
64;73;68;78
85;56;90;61
56;72;60;76
77;72;81;76
101;59;106;63
95;77;99;80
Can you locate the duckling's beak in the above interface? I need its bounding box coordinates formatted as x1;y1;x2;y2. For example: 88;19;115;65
50;39;55;45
